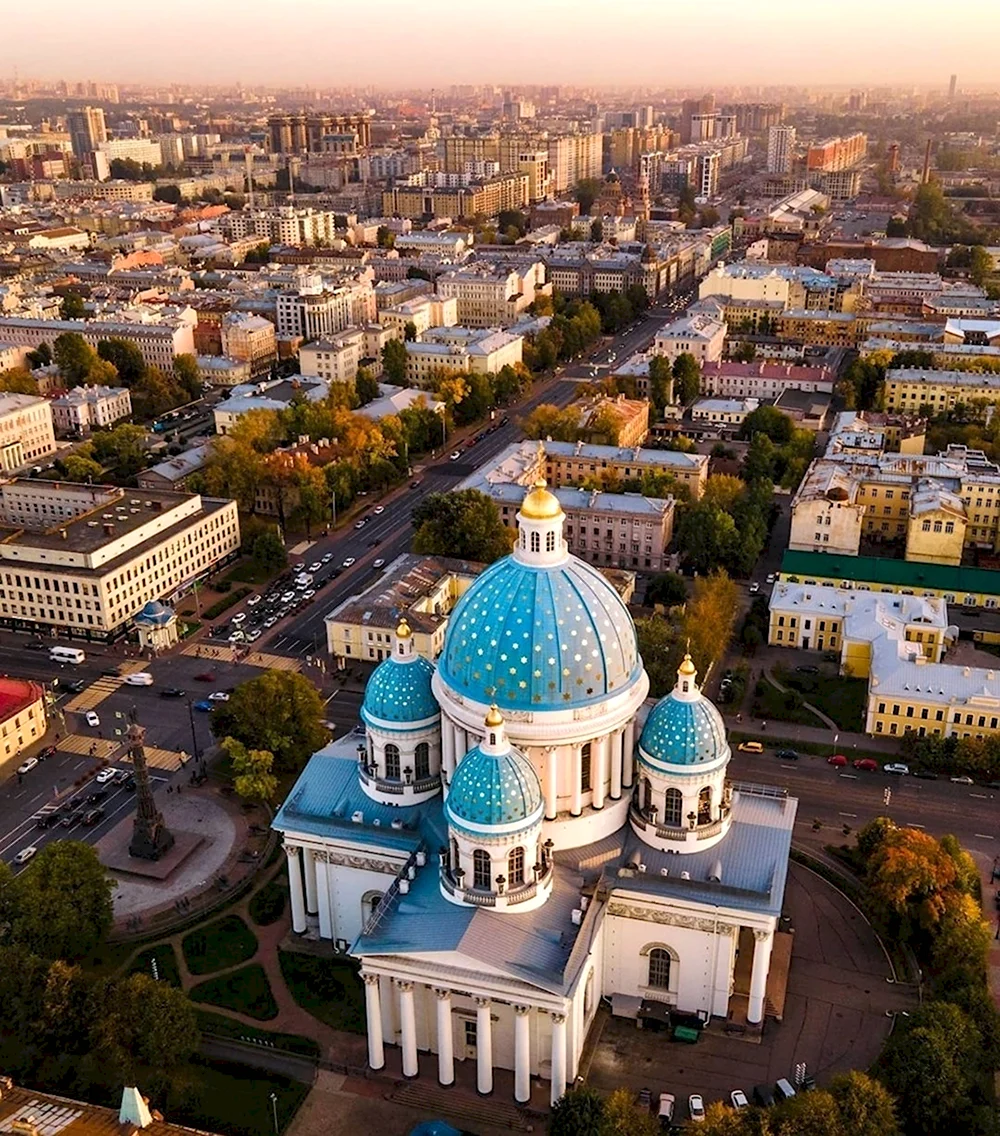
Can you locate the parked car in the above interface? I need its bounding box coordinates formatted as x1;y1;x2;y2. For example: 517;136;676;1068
231;612;247;624
951;775;975;784
85;710;100;728
913;769;939;780
827;753;847;767
302;589;316;600
774;1079;796;1102
795;665;819;675
449;451;461;461
853;758;878;771
309;561;323;572
247;628;262;642
263;616;278;628
776;749;799;761
884;763;910;775
280;591;296;604
738;741;764;753
688;1094;705;1123
409;480;422;489
752;1084;775;1108
14;845;37;866
730;1089;749;1110
193;700;214;712
373;505;385;515
228;630;245;644
749;582;760;594
16;756;39;775
657;1093;675;1128
247;595;262;607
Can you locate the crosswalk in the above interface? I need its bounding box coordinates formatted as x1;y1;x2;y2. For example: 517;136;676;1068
180;643;301;673
57;734;120;759
63;660;153;713
57;732;188;771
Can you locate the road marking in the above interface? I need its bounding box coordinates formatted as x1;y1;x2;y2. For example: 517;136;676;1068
907;823;925;829
974;834;994;840
73;759;87;769
839;812;858;818
839;773;858;779
970;793;988;799
781;764;797;770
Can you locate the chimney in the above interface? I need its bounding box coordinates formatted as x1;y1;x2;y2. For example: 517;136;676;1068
119;1087;154;1130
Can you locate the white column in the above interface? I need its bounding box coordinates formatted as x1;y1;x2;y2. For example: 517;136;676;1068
398;981;418;1078
456;727;468;760
315;855;332;940
514;1004;531;1104
435;988;454;1087
592;736;608;810
545;748;558;820
363;974;385;1070
623;723;636;789
304;848;318;915
747;929;774;1025
475;997;493;1095
609;730;623;800
285;845;306;934
442;720;455;789
570;747;582;816
549;1012;567;1106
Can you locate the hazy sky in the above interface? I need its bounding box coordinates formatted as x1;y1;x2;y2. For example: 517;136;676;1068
4;0;1000;90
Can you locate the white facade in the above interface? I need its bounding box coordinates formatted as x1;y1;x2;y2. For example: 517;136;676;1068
0;394;56;469
767;125;797;175
652;313;726;365
50;384;132;436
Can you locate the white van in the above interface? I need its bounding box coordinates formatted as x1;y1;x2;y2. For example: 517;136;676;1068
50;646;85;665
124;672;154;687
774;1078;796;1102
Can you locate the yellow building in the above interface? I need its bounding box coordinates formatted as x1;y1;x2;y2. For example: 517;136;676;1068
905;483;967;565
774;309;862;347
884;367;1000;413
0;677;47;765
382;175;529;220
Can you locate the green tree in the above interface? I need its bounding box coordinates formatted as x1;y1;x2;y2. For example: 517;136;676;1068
382;338;408;385
683;570;739;673
590;218;603;241
775;1092;845;1136
635;614;682;698
376;225;395;249
676;502;738;574
251;527;287;574
827;1070;899;1136
645;571;688;607
355;365;380;406
222;737;278;804
60;293;86;320
412;489;514;563
90;424;148;479
26;342;51;368
54;332;103;386
97;337;147;386
521;403;581;441
9;841;115;961
572;178;604;216
739;404;793;444
403;320;418;342
548;1085;605;1136
243;242;272;265
211;671;329;773
648;354;674;414
969;245;993;287
61;453;106;482
153;184;182;204
173;353;202;400
671;353;700;404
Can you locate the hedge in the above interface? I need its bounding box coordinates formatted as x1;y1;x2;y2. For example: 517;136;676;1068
203;587;252;621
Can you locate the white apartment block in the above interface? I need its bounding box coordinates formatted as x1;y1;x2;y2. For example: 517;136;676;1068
221;313;277;377
699;361;837;400
276;286;357;342
0;316;195;371
299;329;365;384
691;397;760;427
52;180;155;202
0;481;239;640
766;126;796;175
547;133;603;193
221;207;338;248
652;313;727;365
97;138;163;166
404;329;523;385
0;395;56;471
435;263;544;328
379;296;458;339
50;385;132;436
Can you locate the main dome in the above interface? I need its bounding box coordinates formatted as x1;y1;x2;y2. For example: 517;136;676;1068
638;687;730;769
446;739;543;832
361;653;439;725
438;553;642;711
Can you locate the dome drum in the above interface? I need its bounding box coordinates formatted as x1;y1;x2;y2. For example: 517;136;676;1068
439;837;554;911
356;727;441;807
629;784;733;854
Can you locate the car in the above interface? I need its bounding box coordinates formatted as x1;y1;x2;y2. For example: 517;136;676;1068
738;741;763;753
16;756;39;775
853;758;878;771
730;1089;749;1111
263;616;277;628
951;774;975;784
766;573;775;584
101;667;121;678
330;567;343;578
24;639;47;650
409;480;422;489
373;505;385;515
13;846;37;866
208;691;230;702
228;630;245;644
752;1084;776;1108
65;679;86;693
301;588;316;600
246;628;262;642
160;687;186;698
688;1095;705;1123
82;807;105;827
193;700;214;712
373;558;386;569
321;552;333;563
87;788;109;804
657;1093;675;1126
231;612;247;624
247;595;262;607
368;537;382;547
776;748;799;761
913;769;939;780
884;763;910;775
194;671;216;682
124;671;154;686
113;768;129;785
85;710;100;728
342;557;356;568
449;451;461;461
827;753;848;766
124;774;136;791
292;562;305;571
281;591;296;604
795;664;820;675
749;582;760;594
309;561;323;572
95;767;117;783
355;518;367;529
39;745;57;760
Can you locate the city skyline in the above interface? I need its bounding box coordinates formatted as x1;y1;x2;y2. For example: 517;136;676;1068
2;0;998;90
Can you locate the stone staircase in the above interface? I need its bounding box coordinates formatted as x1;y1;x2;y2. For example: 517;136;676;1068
387;1080;535;1132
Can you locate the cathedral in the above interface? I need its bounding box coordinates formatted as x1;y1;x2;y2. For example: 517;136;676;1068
274;481;797;1104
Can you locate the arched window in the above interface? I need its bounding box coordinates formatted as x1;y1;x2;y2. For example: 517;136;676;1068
473;849;491;890
663;787;683;827
384;743;400;780
414;741;430;780
361;890;384;925
546;531;556;552
580;742;592;792
508;846;525;886
648;948;671;990
698;785;712;824
530;531;540;553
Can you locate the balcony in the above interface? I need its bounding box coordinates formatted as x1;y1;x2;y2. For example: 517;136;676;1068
629;800;731;845
440;858;553;909
358;764;440;797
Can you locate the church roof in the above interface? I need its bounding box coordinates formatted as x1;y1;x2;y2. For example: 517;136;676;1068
638;689;730;769
446;739;543;833
361;653;439;726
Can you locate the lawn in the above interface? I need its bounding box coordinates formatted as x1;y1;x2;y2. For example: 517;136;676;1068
225;559;278;586
128;942;182;987
167;1057;310;1136
182;914;259;976
195;1009;320;1058
779;669;868;732
278;950;366;1034
190;963;279;1021
249;874;288;926
750;678;821;727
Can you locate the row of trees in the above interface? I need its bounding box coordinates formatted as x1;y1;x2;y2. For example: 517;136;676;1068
902;729;1000;781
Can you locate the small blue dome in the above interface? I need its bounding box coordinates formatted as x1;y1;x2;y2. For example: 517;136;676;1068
639;691;729;769
439;553;641;711
362;655;439;726
134;600;174;627
446;742;543;831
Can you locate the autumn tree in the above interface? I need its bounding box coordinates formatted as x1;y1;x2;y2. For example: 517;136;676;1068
682;570;739;674
222;737;278;804
0;367;39;394
827;1071;899;1136
867;825;958;931
599;1087;657;1136
521;403;581;441
702;473;746;513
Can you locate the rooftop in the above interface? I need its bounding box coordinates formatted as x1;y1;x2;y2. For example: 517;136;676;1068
0;1083;221;1136
779;548;1000;598
0;675;45;720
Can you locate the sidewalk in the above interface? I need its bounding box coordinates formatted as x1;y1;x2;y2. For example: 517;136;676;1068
722;713;902;756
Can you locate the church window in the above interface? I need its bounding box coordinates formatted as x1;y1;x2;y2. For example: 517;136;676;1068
384;743;401;780
648;948;671;990
580;743;592;792
508;846;525;886
530;531;540;553
663;787;683;827
546;531;556;552
698;786;712;824
473;849;491;889
361;890;384;924
414;742;430;780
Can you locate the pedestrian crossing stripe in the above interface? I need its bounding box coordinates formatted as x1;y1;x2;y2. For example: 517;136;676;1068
180;643;301;672
57;733;187;771
63;659;159;713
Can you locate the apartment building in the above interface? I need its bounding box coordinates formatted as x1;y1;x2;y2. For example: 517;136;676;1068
0;316;194;370
267;113;371;153
806;133;867;172
52;180;155;202
766;126;796;174
378;296;458;339
382;174;529;221
652;313;727;364
699;361;836;399
221;207;339;248
299;329;366;384
0;394;56;471
884;368;1000;413
0;677;47;765
325;553;482;664
213;376;329;435
773;309;860;347
138;444;211;492
691;397;760;428
435;262;544;328
404;329;523;385
50;384;132;436
275;286;352;343
221;313;277;378
67;106;107;159
97;138;163;166
0;481;239;640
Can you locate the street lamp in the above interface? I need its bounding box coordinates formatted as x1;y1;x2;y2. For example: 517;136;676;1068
269;1092;278;1136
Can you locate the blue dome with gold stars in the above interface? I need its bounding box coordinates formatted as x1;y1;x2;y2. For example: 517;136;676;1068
361;653;439;727
438;553;642;711
638;657;730;770
446;737;543;833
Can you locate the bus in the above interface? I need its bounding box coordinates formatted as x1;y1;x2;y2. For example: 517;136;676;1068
49;646;85;665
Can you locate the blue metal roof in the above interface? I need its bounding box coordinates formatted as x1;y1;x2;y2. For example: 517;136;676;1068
362;654;439;725
446;742;543;832
438;552;642;711
134;599;175;627
638;691;729;769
